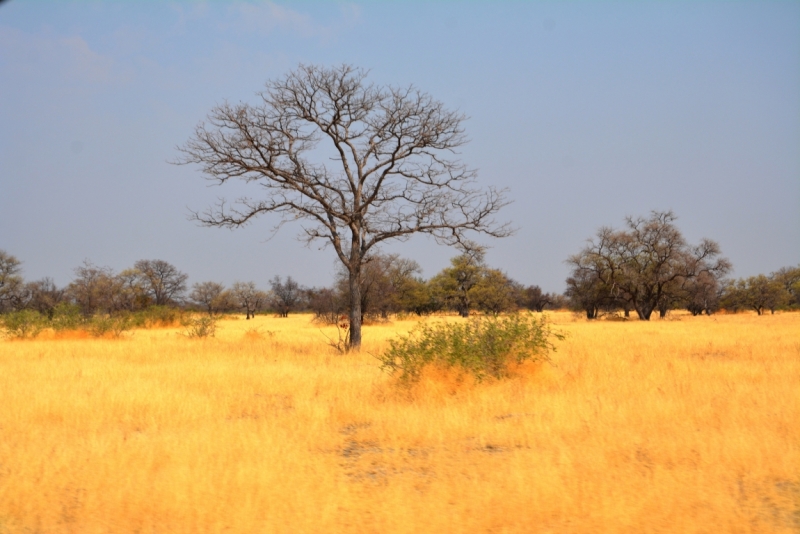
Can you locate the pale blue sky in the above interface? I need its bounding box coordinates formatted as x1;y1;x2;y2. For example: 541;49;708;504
1;1;798;292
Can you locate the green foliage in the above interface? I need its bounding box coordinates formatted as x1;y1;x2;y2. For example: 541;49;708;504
130;305;184;328
378;313;562;383
181;315;218;338
86;314;133;338
1;309;47;339
50;303;85;331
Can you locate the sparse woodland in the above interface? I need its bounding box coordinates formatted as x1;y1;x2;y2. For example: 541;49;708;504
1;62;798;533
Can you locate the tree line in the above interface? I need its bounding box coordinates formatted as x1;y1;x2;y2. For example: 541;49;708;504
0;249;565;325
1;222;797;329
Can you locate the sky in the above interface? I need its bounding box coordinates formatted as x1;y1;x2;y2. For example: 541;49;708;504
1;1;798;293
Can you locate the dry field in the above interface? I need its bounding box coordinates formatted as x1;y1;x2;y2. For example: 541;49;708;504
0;311;798;533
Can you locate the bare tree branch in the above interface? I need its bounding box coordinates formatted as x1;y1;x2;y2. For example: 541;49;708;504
175;64;513;348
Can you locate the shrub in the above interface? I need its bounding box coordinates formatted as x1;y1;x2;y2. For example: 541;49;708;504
182;315;218;338
50;303;85;331
1;310;48;339
378;313;562;383
86;314;133;338
131;306;184;328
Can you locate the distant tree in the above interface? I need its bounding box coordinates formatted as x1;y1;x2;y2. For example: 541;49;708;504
771;265;800;308
0;250;23;312
270;276;302;318
516;285;553;312
66;261;124;316
472;268;516;315
731;275;789;315
396;277;440;316
377;255;424;318
565;266;613;319
24;278;64;319
335;253;423;320
176;64;511;349
189;281;231;315
566;211;731;320
133;260;188;306
683;270;724;316
305;287;345;324
230;281;268;320
116;268;152;311
430;246;488;317
548;293;570;310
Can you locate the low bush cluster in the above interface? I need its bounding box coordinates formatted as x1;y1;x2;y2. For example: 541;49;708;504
378;313;562;383
0;305;187;340
181;315;219;338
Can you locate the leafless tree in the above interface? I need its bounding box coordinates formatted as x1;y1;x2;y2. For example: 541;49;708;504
66;261;125;316
305;287;344;324
175;64;511;349
269;276;302;317
230;281;268;320
189;281;230;315
133;260;188;307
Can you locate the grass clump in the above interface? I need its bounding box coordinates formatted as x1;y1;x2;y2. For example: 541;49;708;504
378;313;562;383
181;315;219;338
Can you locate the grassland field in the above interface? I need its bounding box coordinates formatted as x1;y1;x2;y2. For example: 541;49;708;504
0;311;798;533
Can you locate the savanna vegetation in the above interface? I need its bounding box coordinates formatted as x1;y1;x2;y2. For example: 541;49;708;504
2;62;798;533
0;311;797;533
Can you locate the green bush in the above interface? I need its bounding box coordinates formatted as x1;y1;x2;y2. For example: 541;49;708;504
378;313;562;383
131;306;184;328
1;310;48;339
181;315;218;338
50;303;85;331
86;314;133;338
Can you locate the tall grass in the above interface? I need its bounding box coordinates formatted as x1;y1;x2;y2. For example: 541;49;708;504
0;312;797;533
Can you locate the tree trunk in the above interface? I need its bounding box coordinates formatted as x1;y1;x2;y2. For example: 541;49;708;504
348;263;363;351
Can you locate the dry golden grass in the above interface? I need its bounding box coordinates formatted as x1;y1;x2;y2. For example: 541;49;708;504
0;311;798;533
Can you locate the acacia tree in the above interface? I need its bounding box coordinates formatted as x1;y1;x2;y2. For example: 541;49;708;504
133;260;188;307
66;262;124;316
430;246;488;317
176;64;510;349
567;211;731;320
231;281;268;320
270;276;302;317
516;285;554;313
189;281;230;315
734;275;788;315
682;270;724;316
